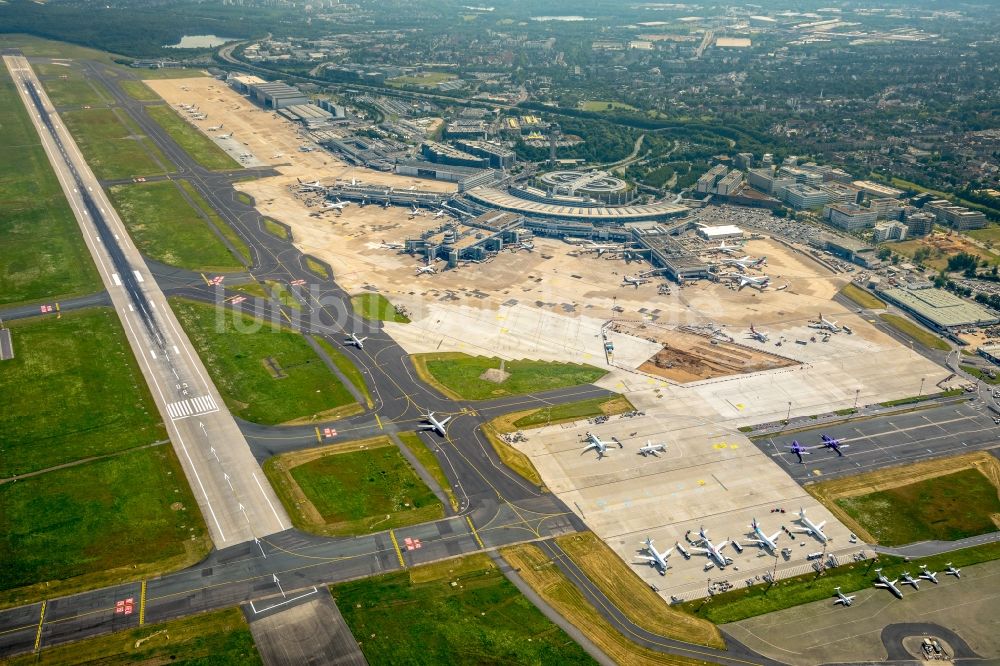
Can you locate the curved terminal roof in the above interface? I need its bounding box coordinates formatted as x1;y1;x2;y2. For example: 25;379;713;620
465;187;688;222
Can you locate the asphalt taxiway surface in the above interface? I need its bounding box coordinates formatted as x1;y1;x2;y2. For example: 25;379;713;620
755;401;999;484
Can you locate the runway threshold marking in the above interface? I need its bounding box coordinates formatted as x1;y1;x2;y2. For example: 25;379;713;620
466;516;485;549
139;580;146;625
389;530;405;568
33;600;45;653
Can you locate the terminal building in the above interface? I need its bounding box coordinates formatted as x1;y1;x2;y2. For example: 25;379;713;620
405;211;529;267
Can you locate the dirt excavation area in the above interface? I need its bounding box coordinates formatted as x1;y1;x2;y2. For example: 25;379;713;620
612;322;800;383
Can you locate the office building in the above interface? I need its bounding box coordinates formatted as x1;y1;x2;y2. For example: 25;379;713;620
824;203;878;232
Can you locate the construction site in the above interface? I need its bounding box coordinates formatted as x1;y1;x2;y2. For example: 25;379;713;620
609;322;800;383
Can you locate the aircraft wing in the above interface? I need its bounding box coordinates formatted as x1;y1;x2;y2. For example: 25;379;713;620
815;520;827;530
688;546;709;554
768;531;781;543
717;540;729;550
418;424;434;430
635;556;657;563
439;416;451;425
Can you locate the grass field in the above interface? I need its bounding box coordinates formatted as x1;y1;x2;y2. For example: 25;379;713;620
145;104;239;171
879;313;950;351
512;395;634;429
170;298;358;424
236;191;253;205
8;608;260;665
481;421;544;488
0;445;210;600
0;33;121;63
677;541;1000;625
397;431;458;510
556;532;724;649
109;181;245;271
839;283;885;310
178;180;252;264
961;364;1000;384
41;76;110;108
313;336;374;408
878;388;963;407
304;256;330;279
502;544;712;665
412;352;607;400
263;217;290;240
62;107;174;179
0;66;102;306
333;553;596;665
834;468;1000;545
0;308;167;477
351;292;410;323
579;100;639;112
264;437;442;536
119;79;159;101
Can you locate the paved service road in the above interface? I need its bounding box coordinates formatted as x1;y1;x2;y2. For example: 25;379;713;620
755;401;999;484
4;56;290;545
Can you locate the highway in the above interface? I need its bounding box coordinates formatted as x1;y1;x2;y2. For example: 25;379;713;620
3;56;290;546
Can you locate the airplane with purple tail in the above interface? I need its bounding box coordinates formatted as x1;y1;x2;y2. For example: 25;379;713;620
786;440;812;464
819;434;850;456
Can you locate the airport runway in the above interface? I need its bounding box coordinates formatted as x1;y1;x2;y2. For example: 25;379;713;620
755;401;1000;484
4;56;290;545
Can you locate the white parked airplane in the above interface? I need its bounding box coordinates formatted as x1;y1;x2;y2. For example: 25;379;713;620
217;132;233;139
345;333;367;349
408;206;423;218
415;266;437;275
381;241;405;250
734;273;770;291
707;240;741;255
795;507;829;544
747;324;769;342
918;564;939;584
207;123;224;131
900;571;920;589
433;209;448;219
809;313;840;333
297;178;325;192
689;527;730;568
637;441;667;457
636;537;673;575
622;275;650;288
419;411;451;436
945;563;961;579
581;431;621;459
833;587;855;606
874;569;903;599
746;518;780;553
722;255;766;270
324;198;350;211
